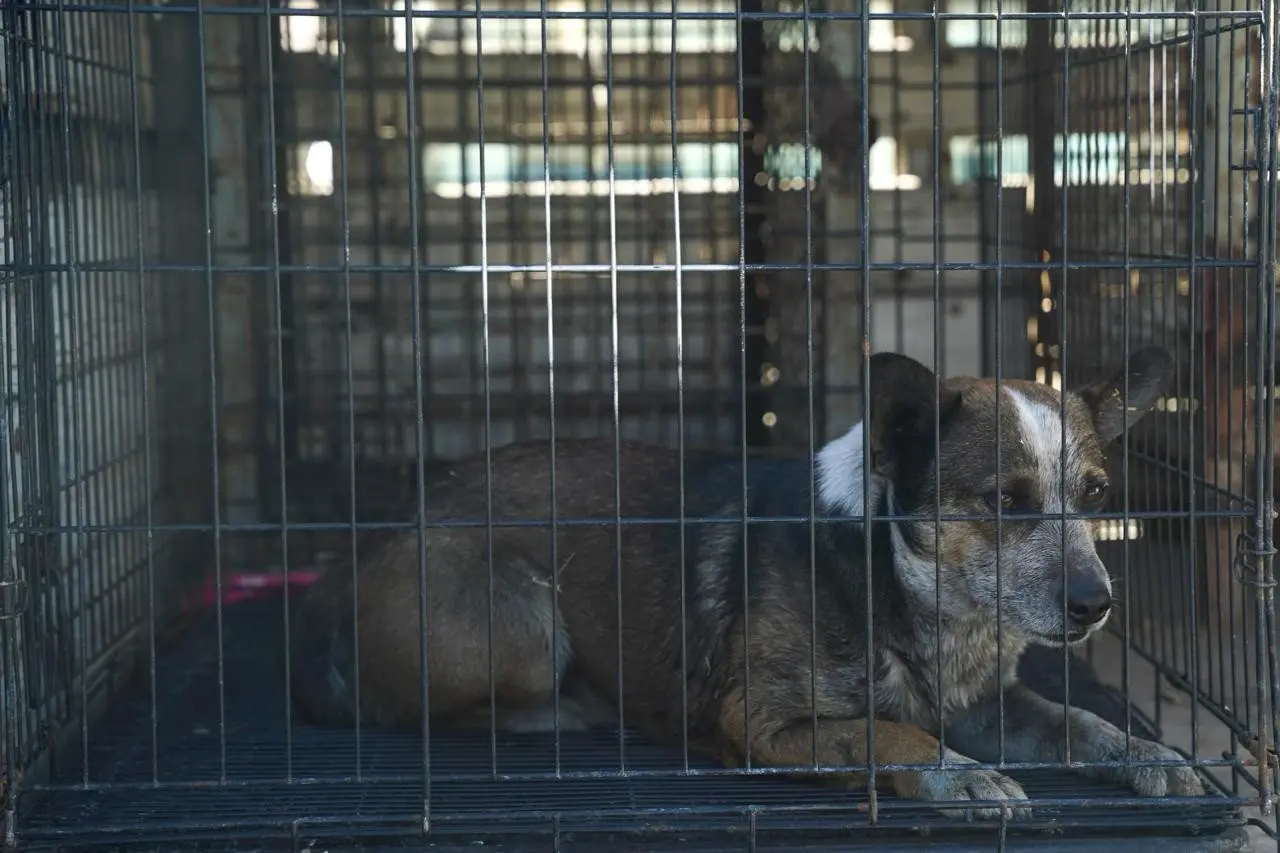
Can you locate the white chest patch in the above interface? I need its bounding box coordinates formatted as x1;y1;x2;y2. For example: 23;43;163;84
815;422;883;517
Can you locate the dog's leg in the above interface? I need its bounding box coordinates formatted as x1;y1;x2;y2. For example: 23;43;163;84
452;676;618;733
719;704;1031;819
452;699;593;733
946;683;1204;797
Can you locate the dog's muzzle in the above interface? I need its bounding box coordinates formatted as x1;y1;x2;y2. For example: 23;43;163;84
1063;572;1112;632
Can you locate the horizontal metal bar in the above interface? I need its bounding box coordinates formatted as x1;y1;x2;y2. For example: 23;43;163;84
25;756;1243;792
0;259;1258;276
4;507;1257;537
15;792;1254;843
9;4;1265;22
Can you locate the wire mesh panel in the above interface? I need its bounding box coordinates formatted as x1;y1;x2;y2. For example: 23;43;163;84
265;0;751;533
1;0;214;828
2;0;1279;850
1015;0;1280;822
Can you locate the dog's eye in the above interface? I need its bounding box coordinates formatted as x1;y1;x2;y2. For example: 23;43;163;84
985;491;1017;513
1083;480;1110;502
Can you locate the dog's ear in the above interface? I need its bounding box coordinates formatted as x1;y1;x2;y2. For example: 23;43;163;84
866;352;961;480
1074;346;1174;444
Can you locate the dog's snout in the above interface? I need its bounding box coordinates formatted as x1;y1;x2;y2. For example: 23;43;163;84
1064;579;1112;628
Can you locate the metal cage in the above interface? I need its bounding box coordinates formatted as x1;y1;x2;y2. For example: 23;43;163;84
1;0;1278;850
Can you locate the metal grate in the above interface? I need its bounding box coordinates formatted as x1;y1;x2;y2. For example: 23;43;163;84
16;599;1251;848
1017;0;1278;793
262;0;754;538
2;0;214;807
1;0;1277;850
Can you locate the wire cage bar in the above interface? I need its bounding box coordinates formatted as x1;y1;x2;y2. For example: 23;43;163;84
2;0;216;818
0;0;1278;850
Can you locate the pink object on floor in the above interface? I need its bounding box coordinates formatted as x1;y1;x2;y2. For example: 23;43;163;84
197;570;322;608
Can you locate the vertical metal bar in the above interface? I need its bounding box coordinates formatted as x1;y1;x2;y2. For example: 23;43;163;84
1119;0;1135;769
537;0;562;775
1254;0;1280;819
741;9;770;454
263;0;294;783
1165;0;1185;737
892;12;906;361
1228;5;1246;729
0;417;16;842
1025;0;1055;777
193;0;228;785
1027;10;1058;390
736;0;763;770
932;0;946;765
669;0;691;773
1186;0;1203;762
605;0;627;773
87;9;110;675
49;0;92;786
125;0;159;785
803;0;818;772
860;0;876;821
472;0;498;781
263;6;299;544
399;0;433;829
993;0;1007;768
1052;0;1072;767
365;13;389;460
1142;0;1162;727
99;7;124;672
334;0;362;780
100;0;129;757
1213;3;1237;721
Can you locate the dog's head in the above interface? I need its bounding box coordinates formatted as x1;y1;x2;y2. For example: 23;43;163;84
860;347;1173;645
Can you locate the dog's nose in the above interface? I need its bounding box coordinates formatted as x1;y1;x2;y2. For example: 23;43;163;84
1065;583;1112;628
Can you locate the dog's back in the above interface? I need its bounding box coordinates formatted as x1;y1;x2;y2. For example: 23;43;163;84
289;439;756;738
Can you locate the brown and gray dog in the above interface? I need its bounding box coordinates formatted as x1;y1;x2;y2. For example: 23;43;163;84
289;346;1203;818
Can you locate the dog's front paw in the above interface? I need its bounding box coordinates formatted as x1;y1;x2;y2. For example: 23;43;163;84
913;751;1033;820
1110;738;1204;798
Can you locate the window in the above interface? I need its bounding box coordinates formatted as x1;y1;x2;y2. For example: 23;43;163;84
416;139;919;198
948;131;1191;187
289;141;336;197
387;0;738;56
869;0;914;52
386;0;437;53
279;0;341;56
944;0;1185;50
944;0;1027;50
420;142;742;198
949;133;1029;186
1055;0;1187;48
868;137;921;191
279;0;923;57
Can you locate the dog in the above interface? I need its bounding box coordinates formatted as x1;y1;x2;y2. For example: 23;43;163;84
289;346;1203;819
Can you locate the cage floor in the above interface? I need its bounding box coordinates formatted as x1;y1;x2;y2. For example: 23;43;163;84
16;598;1252;852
